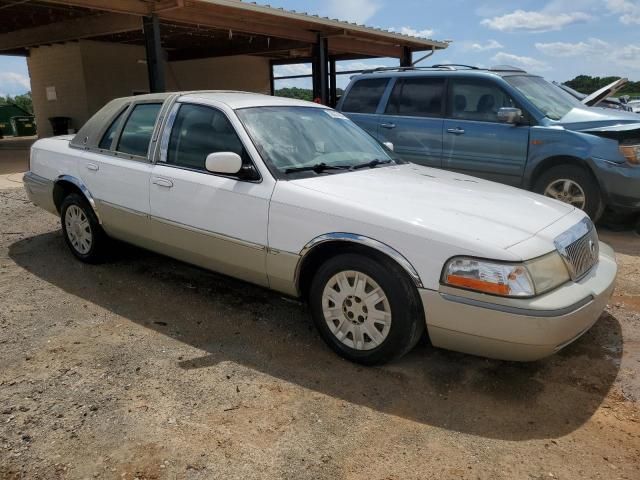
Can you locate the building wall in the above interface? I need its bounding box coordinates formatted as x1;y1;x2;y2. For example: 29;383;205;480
27;43;89;137
27;40;272;138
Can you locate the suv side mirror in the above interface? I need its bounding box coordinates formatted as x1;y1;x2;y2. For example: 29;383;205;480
497;107;524;124
205;152;242;175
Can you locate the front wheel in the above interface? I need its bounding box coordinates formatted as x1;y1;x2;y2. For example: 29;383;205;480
533;165;604;221
309;253;424;365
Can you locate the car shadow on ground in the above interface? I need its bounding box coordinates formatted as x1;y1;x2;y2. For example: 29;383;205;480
9;231;623;442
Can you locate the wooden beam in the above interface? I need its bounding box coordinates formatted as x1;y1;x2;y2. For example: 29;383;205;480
0;13;142;51
328;36;402;59
168;39;308;62
40;0;151;15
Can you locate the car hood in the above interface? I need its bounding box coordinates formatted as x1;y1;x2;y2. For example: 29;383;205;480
557;106;640;132
290;164;574;251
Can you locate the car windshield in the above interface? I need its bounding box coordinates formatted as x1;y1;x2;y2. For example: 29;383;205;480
236;106;396;177
505;75;582;120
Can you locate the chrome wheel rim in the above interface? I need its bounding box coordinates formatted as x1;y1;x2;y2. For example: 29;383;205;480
321;270;392;351
544;179;586;209
65;205;92;254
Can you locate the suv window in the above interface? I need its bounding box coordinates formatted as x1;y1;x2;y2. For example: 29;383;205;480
166;103;247;172
341;78;389;114
385;77;445;117
449;79;517;122
117;103;162;157
99;108;127;150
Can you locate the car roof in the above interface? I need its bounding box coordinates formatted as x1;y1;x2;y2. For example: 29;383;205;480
349;65;537;81
180;91;326;110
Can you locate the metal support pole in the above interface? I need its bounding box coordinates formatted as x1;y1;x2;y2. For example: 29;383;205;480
312;35;329;104
269;60;275;96
143;14;166;93
329;58;337;107
400;46;412;67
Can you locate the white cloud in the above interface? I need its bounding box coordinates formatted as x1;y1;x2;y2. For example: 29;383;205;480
481;9;591;32
491;52;550;72
535;38;608;57
327;0;381;24
396;26;435;38
273;64;312;77
0;72;30;94
468;39;504;51
606;0;640;24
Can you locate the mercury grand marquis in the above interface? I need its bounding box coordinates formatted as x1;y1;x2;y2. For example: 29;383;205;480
23;91;617;365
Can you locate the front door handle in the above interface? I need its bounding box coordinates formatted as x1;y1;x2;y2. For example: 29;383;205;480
86;162;99;171
380;123;396;129
152;177;174;188
447;127;465;135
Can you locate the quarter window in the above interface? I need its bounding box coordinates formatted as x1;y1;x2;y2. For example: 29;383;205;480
449;80;517;123
341;78;389;114
116;103;162;157
385;78;445;117
99;108;127;150
166;103;247;172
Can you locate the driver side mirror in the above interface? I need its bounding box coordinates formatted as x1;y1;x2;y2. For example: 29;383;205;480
497;107;524;124
205;152;242;175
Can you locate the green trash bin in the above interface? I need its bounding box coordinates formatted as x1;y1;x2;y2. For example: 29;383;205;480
10;116;37;137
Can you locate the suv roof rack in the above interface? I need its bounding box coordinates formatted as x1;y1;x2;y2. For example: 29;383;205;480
361;64;480;74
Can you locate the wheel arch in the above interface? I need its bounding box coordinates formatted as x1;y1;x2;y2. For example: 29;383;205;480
53;175;101;223
295;233;423;300
528;155;599;190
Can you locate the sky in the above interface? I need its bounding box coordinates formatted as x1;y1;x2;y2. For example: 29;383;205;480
1;0;639;95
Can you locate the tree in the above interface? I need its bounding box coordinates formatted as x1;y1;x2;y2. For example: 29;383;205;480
564;76;640;96
0;92;33;114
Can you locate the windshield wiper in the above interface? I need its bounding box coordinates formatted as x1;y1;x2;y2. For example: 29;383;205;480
284;163;351;174
349;159;393;170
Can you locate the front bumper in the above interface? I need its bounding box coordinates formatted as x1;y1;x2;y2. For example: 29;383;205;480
23;171;57;215
591;157;640;212
420;242;617;361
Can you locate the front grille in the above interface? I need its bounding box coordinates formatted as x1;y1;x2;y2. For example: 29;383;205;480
554;218;599;281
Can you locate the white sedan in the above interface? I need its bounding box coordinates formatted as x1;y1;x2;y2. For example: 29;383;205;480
24;91;617;364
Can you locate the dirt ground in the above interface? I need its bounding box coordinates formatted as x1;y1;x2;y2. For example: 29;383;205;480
1;186;639;480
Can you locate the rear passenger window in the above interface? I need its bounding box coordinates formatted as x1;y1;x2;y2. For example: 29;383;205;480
449;80;517;122
99;108;127;150
166;103;248;172
117;103;162;157
385;78;445;117
341;78;389;114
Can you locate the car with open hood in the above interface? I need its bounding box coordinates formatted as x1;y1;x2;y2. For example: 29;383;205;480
24;91;617;365
338;65;640;221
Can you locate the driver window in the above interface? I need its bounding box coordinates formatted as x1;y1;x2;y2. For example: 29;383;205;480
449;80;516;122
166;103;248;171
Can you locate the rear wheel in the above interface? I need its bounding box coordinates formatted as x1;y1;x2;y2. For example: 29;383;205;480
534;164;604;221
309;253;424;365
60;193;108;263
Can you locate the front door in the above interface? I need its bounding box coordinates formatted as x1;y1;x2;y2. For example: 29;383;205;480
376;77;445;168
149;102;273;287
442;78;529;186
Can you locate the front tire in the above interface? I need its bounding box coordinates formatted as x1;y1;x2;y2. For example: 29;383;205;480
60;193;108;263
309;253;424;365
534;164;604;221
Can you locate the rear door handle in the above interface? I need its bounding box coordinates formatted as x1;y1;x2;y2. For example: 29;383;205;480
447;128;465;135
380;123;396;129
152;177;174;188
86;162;99;171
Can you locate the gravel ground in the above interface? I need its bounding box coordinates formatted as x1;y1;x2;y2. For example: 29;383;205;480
1;187;639;480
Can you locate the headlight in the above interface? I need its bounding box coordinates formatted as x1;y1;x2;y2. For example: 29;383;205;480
442;252;570;298
619;144;640;166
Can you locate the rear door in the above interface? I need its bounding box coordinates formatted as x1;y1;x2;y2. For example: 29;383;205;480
79;101;162;241
442;78;529;186
376;76;444;168
339;77;390;138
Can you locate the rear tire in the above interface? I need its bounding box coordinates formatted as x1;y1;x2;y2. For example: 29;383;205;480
533;164;604;222
309;253;424;365
60;193;108;263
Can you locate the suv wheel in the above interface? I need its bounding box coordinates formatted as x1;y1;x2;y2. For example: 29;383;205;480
534;165;604;221
60;193;108;263
309;253;424;365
